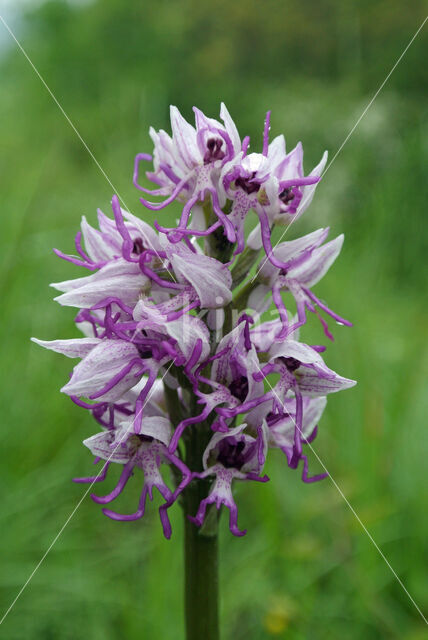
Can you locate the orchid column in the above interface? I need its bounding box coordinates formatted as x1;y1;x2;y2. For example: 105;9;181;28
33;104;355;639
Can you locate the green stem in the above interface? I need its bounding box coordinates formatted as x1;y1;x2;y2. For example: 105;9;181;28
180;199;231;639
183;426;219;640
203;200;234;263
163;381;183;429
230;246;260;288
233;279;256;311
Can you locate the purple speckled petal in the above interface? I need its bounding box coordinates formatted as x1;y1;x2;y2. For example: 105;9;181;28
61;340;141;401
270;338;324;366
170;251;232;309
220;102;241;154
170;105;200;169
80;216;117;263
31;337;100;359
52;259;148;309
258;228;329;282
83;431;130;464
296;150;328;217
297;368;356;396
287;234;344;287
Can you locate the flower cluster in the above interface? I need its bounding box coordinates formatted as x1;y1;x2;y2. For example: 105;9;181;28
33;104;355;538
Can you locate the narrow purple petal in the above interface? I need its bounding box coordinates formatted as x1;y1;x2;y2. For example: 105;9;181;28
91;461;134;504
133;153;153;192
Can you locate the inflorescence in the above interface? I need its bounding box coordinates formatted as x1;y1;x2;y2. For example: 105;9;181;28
33;104;355;538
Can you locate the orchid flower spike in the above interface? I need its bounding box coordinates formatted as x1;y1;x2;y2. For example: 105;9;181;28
33;104;355;537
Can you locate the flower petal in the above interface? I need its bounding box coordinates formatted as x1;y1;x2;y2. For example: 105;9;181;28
83;430;130;463
287;234;344;287
259;228;329;282
115;416;172;447
170;105;199;169
297;369;356;396
270;339;325;366
170;252;232;308
80;216;118;262
52;259;149;308
220;102;241;154
296;150;328;216
31;337;100;359
61;340;141;400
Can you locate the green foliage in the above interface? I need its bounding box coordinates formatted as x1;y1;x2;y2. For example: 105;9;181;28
0;1;427;638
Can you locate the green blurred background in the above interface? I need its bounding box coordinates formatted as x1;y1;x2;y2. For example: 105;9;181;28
1;1;427;638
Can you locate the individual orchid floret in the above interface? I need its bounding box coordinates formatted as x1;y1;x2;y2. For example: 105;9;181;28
199;113;325;261
220;143;323;257
51;197;172;314
256;325;356;400
209;317;263;401
134;104;242;243
82;416;191;538
34;299;210;435
245;141;328;251
50;338;160;404
54;197;163;271
188;424;269;537
249;228;352;339
229;331;330;485
30;336;145;428
264;138;328;219
253;326;355;462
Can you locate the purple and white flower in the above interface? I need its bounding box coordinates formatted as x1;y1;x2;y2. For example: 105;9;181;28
83;416;191;538
135;104;242;242
188;424;269;537
249;228;352;339
219;119;327;256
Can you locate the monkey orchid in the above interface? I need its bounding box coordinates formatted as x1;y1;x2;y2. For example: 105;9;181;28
33;104;355;640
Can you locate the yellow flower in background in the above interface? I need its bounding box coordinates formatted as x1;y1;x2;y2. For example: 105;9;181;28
264;595;298;635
